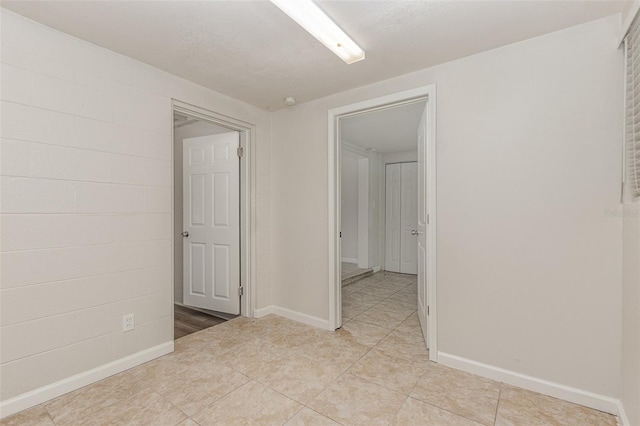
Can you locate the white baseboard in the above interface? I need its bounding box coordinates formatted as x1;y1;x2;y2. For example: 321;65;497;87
254;305;330;330
0;341;173;420
254;305;274;318
341;261;380;273
617;399;631;426
272;306;331;330
437;352;622;417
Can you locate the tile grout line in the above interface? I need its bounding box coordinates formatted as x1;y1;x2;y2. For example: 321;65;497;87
286;404;307;424
44;405;57;426
186;378;256;423
412;396;493;426
493;387;502;425
346;279;416;329
306;406;348;426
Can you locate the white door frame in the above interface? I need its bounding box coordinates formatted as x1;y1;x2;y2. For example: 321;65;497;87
327;85;438;360
172;99;256;319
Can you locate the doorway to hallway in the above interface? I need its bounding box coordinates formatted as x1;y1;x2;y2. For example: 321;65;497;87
328;85;437;360
171;101;258;340
173;111;240;338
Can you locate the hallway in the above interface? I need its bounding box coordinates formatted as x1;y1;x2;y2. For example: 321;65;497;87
342;271;418;330
341;262;373;285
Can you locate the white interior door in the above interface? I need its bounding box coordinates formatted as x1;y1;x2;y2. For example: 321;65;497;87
385;162;418;274
385;163;401;272
417;106;429;347
182;132;240;314
400;162;418;274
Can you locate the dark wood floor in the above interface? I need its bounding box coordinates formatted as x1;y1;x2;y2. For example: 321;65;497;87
174;304;226;339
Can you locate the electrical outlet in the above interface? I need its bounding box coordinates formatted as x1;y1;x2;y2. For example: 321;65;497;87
122;313;134;331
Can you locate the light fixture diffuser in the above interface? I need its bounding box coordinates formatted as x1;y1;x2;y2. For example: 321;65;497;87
270;0;365;64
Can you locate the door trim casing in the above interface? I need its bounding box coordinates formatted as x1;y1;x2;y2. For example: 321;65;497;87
172;99;256;320
327;85;437;360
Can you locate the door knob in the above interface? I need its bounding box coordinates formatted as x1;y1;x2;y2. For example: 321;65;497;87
411;230;419;236
181;231;189;237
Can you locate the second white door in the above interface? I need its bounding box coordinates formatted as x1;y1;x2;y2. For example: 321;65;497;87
385;162;418;274
182;132;241;315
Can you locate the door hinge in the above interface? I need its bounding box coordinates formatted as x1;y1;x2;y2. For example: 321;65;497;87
237;147;244;158
238;286;244;296
339;231;342;238
427;305;430;315
427;214;430;225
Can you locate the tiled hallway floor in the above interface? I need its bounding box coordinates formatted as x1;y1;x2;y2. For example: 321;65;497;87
341;262;373;285
3;271;617;425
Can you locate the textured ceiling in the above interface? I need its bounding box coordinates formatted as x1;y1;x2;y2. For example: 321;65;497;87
341;101;426;154
1;0;629;110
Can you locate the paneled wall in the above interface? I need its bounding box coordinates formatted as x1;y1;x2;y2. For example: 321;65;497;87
0;9;272;404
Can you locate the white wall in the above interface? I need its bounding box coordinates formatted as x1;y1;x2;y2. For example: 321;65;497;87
173;121;235;305
271;15;623;399
341;146;383;270
368;152;382;270
356;158;369;268
340;154;359;262
621;6;640;423
0;9;272;406
622;211;640;425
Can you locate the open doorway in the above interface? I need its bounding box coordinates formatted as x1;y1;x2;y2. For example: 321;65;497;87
328;86;437;360
172;102;256;340
338;102;423;335
173;112;238;338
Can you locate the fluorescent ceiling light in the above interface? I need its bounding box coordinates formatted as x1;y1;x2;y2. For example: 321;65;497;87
270;0;365;64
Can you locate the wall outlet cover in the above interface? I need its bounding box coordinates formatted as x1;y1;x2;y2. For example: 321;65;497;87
122;314;134;331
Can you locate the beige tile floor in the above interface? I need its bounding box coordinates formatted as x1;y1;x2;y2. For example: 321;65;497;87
2;271;617;426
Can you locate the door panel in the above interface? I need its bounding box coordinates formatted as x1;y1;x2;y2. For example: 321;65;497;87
386;162;418;274
190;174;206;227
189;145;206;166
213;244;230;298
189;242;206;295
391;230;400;263
213;143;229;162
183;132;240;315
213;172;230;226
400;162;418;274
